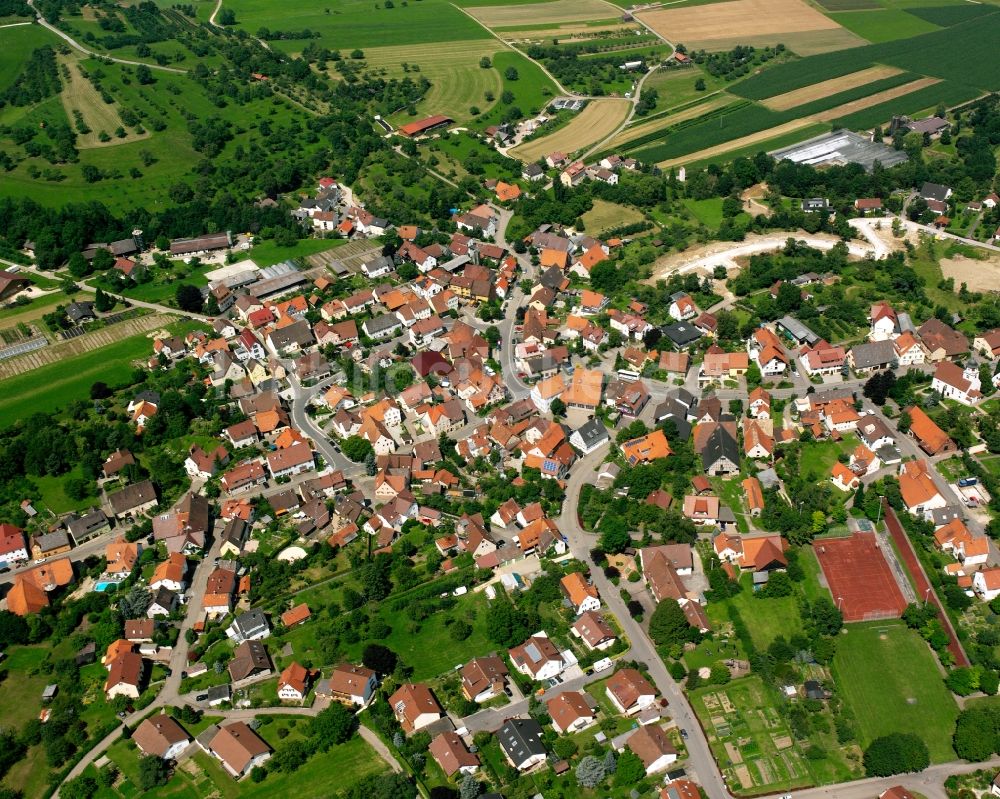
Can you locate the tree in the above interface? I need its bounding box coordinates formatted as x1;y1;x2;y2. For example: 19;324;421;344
575;755;606;788
175;284;204;313
116;586;151;620
218;7;236;24
484;593;533;648
135;65;154;85
946;667;979;696
613;750;645;786
94;287;114;312
598;515;630;554
362;643;398;675
649;598;694;647
863;370;896;406
459;774;481;799
341;436;374;462
504;66;519;81
550;398;566;417
694;77;706;91
365;451;377;476
311;702;359;749
478;56;492;69
136;755;170;790
953;705;1000;761
61;776;98;799
862;733;929;776
0;609;30;645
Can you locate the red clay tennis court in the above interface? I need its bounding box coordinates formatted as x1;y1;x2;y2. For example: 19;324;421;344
813;532;908;622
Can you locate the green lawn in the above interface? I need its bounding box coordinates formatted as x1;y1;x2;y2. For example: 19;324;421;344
0;291;63;323
705;574;804;651
798;434;859;481
0;318;205;427
644;66;728;116
828;9;940;42
477;50;558;126
0;646;51;730
831;622;958;763
0;24;62;91
31;466;103;514
249;237;348;268
684;197;725;228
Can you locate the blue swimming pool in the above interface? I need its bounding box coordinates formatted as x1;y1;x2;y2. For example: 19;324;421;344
94;581;117;592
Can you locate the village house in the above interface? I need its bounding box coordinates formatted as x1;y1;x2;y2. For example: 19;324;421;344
389;683;444;733
429;731;480;777
320;663;378;707
461;656;509;703
571;610;617;650
509;632;566;681
606;667;657;715
548;691;596;734
560;571;601;615
200;722;272;779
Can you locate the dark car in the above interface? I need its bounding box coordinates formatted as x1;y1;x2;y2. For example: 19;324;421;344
196;693;208;701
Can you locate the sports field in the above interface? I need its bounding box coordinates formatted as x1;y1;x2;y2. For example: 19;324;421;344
761;65;903;110
511;98;631;161
362;41;504;121
813;532;908;622
466;0;618;28
636;0;865;55
832;623;958;762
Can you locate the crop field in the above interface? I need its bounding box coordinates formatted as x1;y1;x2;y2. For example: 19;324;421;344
608;94;734;150
761;65;905;109
830;79;979;128
733;11;1000;100
813;76;939;120
636;0;866;55
362;41;503;122
511;98;631;161
465;0;618;28
905;3;999;26
832;623;958;763
233;0;490;50
828;9;940;42
816;0;880;9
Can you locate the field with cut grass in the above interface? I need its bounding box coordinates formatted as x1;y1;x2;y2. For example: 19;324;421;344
233;0;490;49
580;199;646;235
636;0;865;54
832;623;958;763
828;8;940;42
465;0;618;28
363;40;504;122
477;50;559;126
58;55;149;149
511;98;630;160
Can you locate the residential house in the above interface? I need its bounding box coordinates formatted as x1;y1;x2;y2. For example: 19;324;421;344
461;656;509;703
105;651;144;700
509;633;565;681
498;718;547;771
226;610;270;643
548;691;596;734
606;668;656;715
625;725;678;775
201;722;271;779
571;611;617;651
848;340;896;374
277;662;313;702
560;572;600;615
905;405;956;455
389;683;444;733
322;663;378;707
621;429;671;466
899;460;946;516
228;640;273;683
429;732;480;777
133;714;190;760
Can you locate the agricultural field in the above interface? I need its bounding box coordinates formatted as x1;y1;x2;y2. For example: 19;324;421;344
477;50;559;126
642;65;729;114
760;65;904;110
606;94;733;152
372;44;503;123
635;0;866;55
831;623;959;763
232;0;490;50
511;98;631;161
464;0;618;29
827;8;940;42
